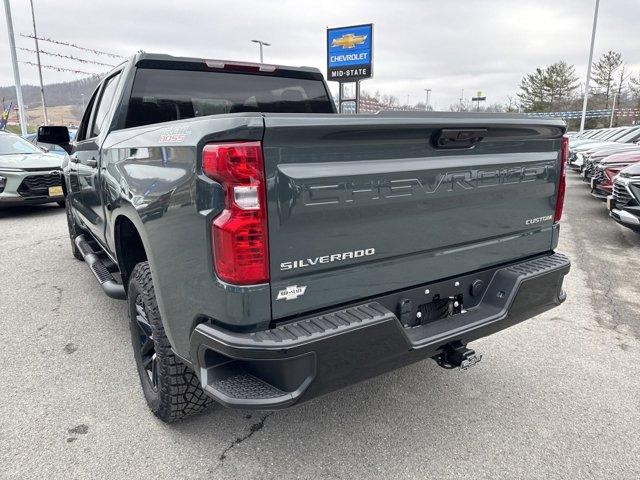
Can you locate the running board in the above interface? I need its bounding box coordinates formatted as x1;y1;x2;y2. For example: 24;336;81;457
74;235;126;300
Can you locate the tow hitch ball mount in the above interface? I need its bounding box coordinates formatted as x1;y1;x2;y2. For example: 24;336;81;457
433;341;482;370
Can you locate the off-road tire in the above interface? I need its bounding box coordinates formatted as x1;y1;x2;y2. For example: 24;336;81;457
65;198;84;261
128;261;213;422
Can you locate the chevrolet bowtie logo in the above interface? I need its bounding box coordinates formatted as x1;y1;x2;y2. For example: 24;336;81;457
331;33;367;49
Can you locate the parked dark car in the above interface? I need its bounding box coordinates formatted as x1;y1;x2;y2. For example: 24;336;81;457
608;162;640;232
581;127;640;180
591;151;640;199
568;127;629;171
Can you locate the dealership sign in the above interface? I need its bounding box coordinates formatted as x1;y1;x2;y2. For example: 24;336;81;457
326;24;373;81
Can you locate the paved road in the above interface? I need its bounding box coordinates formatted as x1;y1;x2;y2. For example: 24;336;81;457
2;173;640;479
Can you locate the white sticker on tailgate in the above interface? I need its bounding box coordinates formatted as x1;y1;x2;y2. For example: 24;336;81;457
276;285;307;301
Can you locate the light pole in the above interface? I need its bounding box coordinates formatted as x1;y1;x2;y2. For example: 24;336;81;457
3;0;27;135
424;89;431;111
29;0;47;125
579;0;600;132
251;39;270;63
609;92;618;128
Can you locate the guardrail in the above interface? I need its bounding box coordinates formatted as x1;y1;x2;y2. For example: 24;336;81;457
523;109;640;119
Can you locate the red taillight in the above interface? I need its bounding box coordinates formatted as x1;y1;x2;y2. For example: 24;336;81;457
554;135;568;224
203;142;269;284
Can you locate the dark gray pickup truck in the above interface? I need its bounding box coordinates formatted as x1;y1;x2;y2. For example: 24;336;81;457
39;53;570;422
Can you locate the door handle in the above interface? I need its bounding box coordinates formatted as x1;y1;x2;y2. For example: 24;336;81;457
434;128;488;149
84;158;98;168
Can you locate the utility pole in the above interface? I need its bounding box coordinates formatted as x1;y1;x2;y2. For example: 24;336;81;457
3;0;28;135
424;88;431;111
251;39;270;63
29;0;47;125
580;0;600;132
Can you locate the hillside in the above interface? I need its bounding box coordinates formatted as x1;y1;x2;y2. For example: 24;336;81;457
0;77;99;110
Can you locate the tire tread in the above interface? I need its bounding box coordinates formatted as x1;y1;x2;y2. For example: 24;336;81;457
130;262;212;422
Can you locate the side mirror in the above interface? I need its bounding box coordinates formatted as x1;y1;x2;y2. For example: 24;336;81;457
37;126;71;153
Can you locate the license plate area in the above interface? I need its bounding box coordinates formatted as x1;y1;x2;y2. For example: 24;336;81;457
607;195;615;211
388;267;499;329
48;186;63;196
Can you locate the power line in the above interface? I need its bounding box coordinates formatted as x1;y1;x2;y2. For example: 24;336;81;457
19;60;104;77
18;47;116;67
19;33;125;59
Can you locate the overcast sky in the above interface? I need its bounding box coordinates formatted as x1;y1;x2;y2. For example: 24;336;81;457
2;0;640;109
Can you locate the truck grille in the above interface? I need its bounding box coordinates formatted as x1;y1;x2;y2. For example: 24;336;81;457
584;159;597;178
593;168;606;185
613;180;633;206
17;173;62;198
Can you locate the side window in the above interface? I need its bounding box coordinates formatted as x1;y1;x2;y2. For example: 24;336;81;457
76;88;100;142
90;72;121;138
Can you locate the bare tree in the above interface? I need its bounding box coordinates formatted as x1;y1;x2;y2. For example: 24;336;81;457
505;95;519;112
629;74;640;108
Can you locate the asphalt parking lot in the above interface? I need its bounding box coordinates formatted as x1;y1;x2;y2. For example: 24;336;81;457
2;172;640;479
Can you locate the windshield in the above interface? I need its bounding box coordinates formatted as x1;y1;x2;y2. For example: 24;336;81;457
589;130;606;138
596;129;619;140
607;128;632;141
615;128;640;143
0;134;42;155
124;68;334;129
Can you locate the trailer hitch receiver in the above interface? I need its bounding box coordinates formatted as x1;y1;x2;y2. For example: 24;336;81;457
434;341;482;370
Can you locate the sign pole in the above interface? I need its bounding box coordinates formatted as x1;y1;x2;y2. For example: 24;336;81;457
471;91;486;112
355;80;360;114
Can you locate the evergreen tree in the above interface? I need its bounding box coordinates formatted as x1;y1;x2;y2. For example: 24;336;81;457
544;61;580;110
518;62;579;112
518;68;548;111
591;50;623;109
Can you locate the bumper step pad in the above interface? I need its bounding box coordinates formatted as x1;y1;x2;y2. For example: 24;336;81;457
246;303;391;346
191;252;570;409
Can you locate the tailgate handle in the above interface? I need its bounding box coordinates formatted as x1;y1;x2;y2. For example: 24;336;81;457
434;128;488;149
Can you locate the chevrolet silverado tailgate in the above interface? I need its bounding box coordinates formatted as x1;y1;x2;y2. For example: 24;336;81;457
262;113;565;319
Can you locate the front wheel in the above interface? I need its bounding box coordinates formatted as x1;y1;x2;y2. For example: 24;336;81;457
128;261;213;422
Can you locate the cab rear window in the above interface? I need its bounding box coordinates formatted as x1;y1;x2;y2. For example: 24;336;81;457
124;68;334;129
